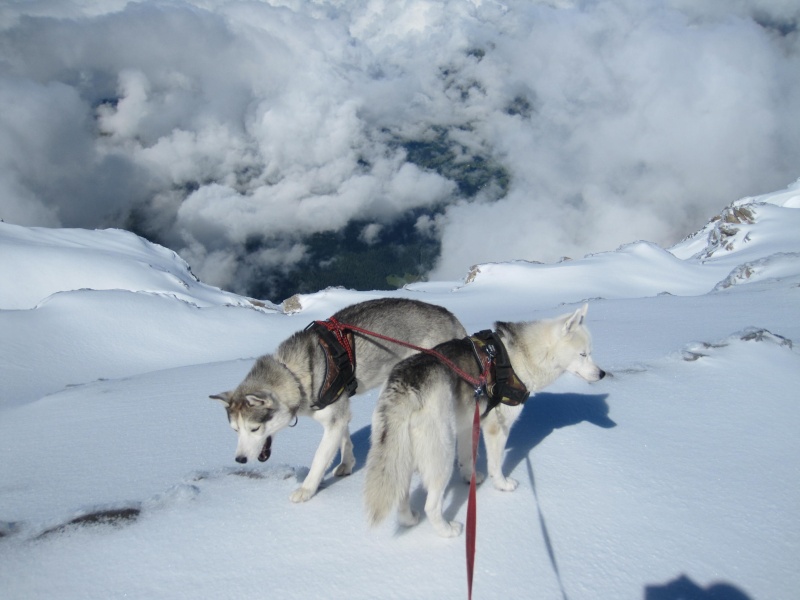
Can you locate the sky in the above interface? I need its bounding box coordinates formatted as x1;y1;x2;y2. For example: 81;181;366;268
1;179;799;599
1;0;799;291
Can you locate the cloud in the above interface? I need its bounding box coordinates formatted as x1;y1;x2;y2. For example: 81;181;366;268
430;0;800;277
1;0;798;292
359;223;383;245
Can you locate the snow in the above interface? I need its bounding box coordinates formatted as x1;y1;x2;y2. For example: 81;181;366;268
0;224;254;310
2;181;800;599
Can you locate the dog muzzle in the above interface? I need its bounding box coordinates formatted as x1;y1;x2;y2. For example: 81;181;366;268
258;436;272;462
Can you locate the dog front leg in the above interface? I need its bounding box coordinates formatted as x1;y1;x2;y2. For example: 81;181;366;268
456;404;485;485
482;409;518;491
290;409;349;502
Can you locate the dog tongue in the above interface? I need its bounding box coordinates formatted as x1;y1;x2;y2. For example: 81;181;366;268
258;436;272;462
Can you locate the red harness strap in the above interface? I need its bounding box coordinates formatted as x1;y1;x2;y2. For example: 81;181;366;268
309;318;358;410
335;321;486;389
316;317;356;366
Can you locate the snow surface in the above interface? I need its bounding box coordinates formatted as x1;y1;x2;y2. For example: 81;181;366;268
2;181;800;599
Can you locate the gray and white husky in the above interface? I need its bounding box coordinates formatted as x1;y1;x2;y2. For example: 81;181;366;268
364;304;606;536
211;297;466;503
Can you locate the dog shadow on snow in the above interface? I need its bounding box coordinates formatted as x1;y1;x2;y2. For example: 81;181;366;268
347;398;751;600
446;391;615;519
501;391;615;477
345;391;614;524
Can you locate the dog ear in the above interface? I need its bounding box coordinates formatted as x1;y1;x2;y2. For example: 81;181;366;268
563;305;587;333
245;391;274;408
209;392;232;407
494;321;514;339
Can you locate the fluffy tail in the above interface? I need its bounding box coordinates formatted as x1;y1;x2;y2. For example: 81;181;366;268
363;384;419;526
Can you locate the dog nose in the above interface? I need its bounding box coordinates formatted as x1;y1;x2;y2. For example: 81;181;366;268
235;456;247;464
598;369;607;380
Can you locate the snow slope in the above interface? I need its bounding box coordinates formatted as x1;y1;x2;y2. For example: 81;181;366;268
1;180;799;599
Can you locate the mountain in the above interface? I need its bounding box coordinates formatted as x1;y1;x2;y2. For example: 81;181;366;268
1;180;799;599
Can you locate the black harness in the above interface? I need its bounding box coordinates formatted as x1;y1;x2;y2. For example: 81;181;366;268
305;319;529;417
306;319;358;411
468;330;530;415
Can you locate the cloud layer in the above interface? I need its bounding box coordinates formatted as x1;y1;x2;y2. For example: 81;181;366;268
1;0;798;295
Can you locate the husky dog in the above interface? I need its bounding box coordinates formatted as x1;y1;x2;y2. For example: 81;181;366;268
211;298;466;503
364;304;606;537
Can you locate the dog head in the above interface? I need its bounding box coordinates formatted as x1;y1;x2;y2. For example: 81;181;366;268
210;357;301;464
556;304;606;382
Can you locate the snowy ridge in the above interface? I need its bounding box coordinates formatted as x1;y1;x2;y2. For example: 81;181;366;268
461;179;800;301
0;222;261;310
713;252;800;291
670;178;800;261
680;327;793;362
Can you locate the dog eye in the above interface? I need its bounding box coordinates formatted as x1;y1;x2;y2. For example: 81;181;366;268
580;353;587;357
250;425;261;433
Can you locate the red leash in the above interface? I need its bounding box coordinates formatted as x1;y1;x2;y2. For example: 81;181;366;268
466;399;481;600
318;318;487;599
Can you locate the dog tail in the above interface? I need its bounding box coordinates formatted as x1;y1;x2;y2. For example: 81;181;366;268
363;383;419;527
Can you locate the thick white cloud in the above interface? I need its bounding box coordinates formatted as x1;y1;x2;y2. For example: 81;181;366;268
1;0;798;288
430;0;800;276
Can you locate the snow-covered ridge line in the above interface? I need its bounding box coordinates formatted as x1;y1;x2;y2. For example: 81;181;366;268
460;179;800;299
2;179;799;315
0;222;272;311
670;177;800;261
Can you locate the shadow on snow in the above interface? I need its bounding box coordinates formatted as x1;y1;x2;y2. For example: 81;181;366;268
342;394;754;600
645;575;753;600
343;391;615;521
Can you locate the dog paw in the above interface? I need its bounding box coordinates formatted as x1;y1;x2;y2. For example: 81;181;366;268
333;462;353;477
434;520;463;538
398;510;420;527
461;470;485;485
492;476;518;492
289;487;315;503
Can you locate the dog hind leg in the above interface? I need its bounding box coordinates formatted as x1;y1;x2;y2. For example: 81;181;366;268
364;387;417;527
413;410;463;537
396;468;419;527
333;431;355;476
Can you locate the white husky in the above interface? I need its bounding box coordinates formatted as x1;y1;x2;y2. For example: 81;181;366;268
364;304;606;536
211;297;465;503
